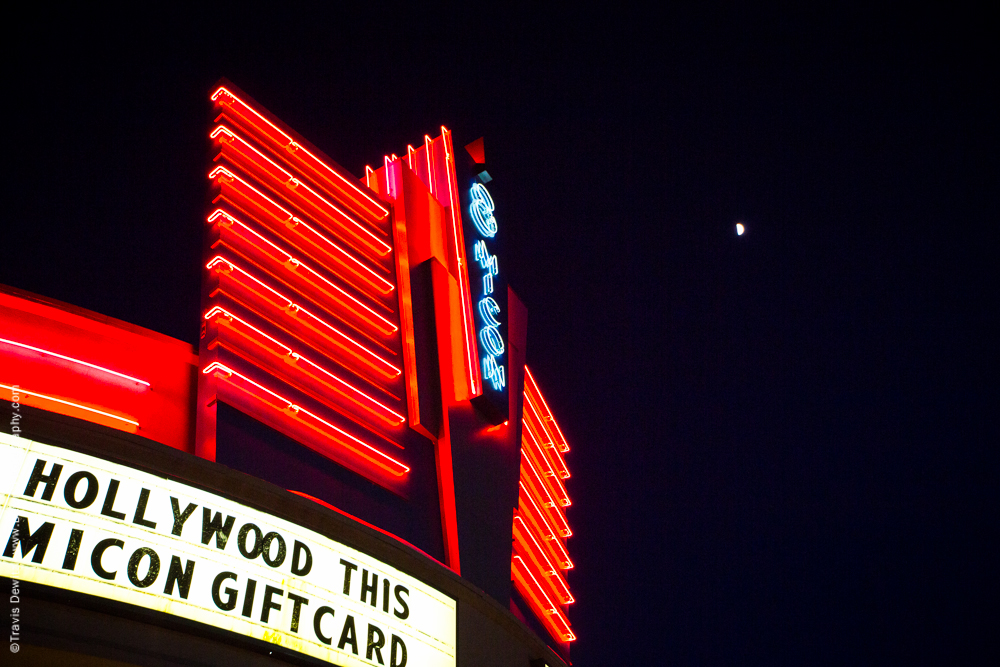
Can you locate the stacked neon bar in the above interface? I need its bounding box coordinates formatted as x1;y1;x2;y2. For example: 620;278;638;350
204;87;408;482
512;367;575;643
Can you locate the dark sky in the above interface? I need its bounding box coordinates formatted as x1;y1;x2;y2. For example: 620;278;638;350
3;4;996;664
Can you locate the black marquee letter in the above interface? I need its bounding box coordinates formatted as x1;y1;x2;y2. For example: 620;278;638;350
62;528;84;570
361;569;378;607
393;584;409;619
287;592;308;633
201;508;236;549
340;559;357;595
127;546;160;588
338;614;358;654
170;498;197;536
261;532;286;567
261;585;283;623
132;488;157;529
367;624;386;664
164;556;195;599
100;479;127;520
237;523;263;559
23;459;62;501
63;471;99;509
391;634;407;667
291;540;312;576
212;571;238;610
313;606;335;645
91;538;124;580
4;516;55;563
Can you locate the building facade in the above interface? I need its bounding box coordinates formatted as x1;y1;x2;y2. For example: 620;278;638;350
1;82;575;667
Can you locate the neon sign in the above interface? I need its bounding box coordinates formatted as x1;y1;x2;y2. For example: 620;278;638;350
468;183;505;393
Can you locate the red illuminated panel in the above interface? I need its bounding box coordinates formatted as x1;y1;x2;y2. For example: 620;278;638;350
513;515;574;604
521;453;572;538
208;209;397;337
394;130;480;398
200;87;412;491
525;367;570;453
0;338;150;387
206;256;400;381
441;128;481;398
203;362;407;476
1;383;139;432
512;366;575;644
209;166;394;298
204;306;404;427
518;481;573;570
512;556;576;643
211;126;391;259
524;398;571;481
523;419;572;508
211;86;389;224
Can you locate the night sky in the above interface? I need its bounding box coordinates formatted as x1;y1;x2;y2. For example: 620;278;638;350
3;5;996;664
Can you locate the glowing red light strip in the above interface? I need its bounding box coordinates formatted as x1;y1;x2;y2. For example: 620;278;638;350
202;362;408;475
0;383;139;427
423;135;434;195
208;166;393;296
206;256;401;378
0;338;149;386
523;423;572;507
441;127;480;396
204;306;404;424
525;367;570;452
211;87;389;220
522;452;572;537
524;398;571;481
514;516;574;604
212;126;391;256
208;209;397;335
519;481;573;569
406;145;415;169
512;556;576;642
517;480;573;570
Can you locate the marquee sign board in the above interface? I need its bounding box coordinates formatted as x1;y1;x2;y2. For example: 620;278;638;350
0;433;455;667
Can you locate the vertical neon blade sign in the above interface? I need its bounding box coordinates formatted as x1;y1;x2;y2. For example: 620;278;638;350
463;174;508;424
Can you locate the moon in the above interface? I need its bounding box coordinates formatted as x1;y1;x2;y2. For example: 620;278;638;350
735;222;745;236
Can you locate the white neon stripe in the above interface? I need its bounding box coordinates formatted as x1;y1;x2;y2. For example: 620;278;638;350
0;338;149;386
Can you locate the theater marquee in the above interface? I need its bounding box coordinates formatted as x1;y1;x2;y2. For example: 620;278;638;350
0;433;455;667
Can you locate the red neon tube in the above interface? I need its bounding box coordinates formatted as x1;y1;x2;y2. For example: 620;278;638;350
206;256;401;379
211;126;391;258
511;556;575;642
513;515;574;604
205;306;404;425
441;127;480;397
208;209;397;336
524;367;570;452
518;481;573;568
211;87;389;222
0;338;149;387
202;362;408;476
523;399;570;481
522;452;572;538
209;166;394;297
523;424;572;508
523;390;571;479
0;383;138;428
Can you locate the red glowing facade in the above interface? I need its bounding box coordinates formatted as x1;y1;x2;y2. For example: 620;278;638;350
0;81;576;661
